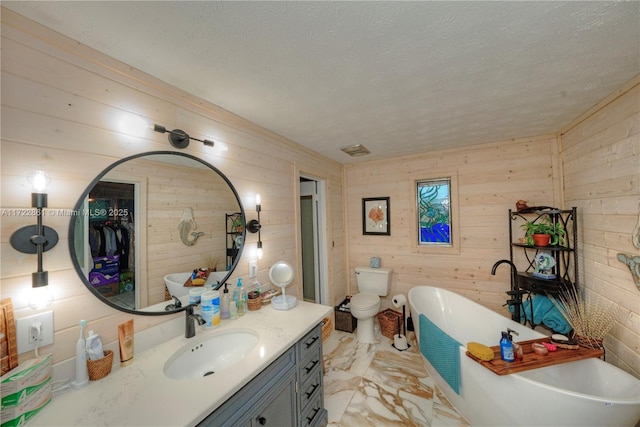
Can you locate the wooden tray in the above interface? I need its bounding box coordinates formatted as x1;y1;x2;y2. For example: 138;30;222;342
466;338;604;375
183;268;213;287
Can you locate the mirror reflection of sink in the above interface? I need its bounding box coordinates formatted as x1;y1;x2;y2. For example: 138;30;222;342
164;330;259;380
164;271;228;297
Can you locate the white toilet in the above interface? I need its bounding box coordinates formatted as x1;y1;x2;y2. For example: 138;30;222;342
351;266;392;343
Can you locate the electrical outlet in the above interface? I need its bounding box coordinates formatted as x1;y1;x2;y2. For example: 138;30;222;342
16;311;54;354
29;321;43;344
248;260;258;278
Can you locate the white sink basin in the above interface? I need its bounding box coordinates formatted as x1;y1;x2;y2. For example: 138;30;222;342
164;329;259;380
164;271;228;297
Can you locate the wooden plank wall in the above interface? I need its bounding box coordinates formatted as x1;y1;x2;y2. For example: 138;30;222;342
560;76;640;377
102;157;239;306
344;134;560;313
0;9;345;365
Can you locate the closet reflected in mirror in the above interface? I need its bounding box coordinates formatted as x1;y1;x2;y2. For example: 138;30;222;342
70;151;245;315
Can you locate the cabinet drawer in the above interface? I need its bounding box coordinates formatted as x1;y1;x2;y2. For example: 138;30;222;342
297;324;322;362
299;345;322;386
300;392;326;427
299;366;323;412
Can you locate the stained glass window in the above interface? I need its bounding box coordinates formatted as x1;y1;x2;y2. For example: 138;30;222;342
417;178;451;245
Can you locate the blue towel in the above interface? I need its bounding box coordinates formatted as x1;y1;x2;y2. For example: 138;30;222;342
510;295;571;335
419;314;461;394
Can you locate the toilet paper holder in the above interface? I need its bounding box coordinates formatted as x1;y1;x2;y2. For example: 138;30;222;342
391;293;410;351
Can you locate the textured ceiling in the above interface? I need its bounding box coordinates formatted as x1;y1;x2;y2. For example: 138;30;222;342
3;1;639;163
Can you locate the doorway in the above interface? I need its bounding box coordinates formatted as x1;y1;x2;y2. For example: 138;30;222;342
87;180;139;310
299;176;329;305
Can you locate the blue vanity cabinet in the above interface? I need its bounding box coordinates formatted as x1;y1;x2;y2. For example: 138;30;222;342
296;325;326;427
199;323;326;427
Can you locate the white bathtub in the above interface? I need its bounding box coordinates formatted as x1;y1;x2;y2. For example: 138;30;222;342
408;286;640;427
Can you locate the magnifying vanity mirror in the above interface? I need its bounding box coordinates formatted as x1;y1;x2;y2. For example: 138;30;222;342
269;261;297;310
69;151;245;315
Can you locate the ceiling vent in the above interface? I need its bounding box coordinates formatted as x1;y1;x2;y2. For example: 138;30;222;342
340;144;370;157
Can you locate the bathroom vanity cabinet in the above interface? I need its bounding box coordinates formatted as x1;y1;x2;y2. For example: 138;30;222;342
506;207;578;327
199;323;326;427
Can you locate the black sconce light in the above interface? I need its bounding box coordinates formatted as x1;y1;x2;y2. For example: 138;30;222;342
247;194;263;259
10;171;59;307
153;124;214;149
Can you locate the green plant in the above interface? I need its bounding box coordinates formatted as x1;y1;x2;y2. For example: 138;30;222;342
231;216;243;231
521;217;565;246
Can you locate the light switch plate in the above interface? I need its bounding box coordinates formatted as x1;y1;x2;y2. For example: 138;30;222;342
249;260;258;278
16;311;54;354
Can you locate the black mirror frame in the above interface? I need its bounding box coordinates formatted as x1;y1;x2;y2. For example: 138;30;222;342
68;150;246;315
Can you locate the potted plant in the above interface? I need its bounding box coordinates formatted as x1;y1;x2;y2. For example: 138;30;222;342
549;287;622;349
231;217;243;233
521;217;565;247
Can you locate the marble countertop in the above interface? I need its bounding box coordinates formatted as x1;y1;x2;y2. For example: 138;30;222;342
31;301;332;427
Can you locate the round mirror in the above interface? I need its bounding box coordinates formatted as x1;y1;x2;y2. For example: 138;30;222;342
69;151;245;315
269;261;297;310
269;261;294;287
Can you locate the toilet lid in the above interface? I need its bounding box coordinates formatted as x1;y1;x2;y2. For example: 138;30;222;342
350;293;379;310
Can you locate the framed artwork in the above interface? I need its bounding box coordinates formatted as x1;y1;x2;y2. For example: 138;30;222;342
363;197;390;235
417;178;451;245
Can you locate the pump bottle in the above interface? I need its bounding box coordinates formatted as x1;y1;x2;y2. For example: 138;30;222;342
500;331;515;362
234;278;246;316
220;283;231;319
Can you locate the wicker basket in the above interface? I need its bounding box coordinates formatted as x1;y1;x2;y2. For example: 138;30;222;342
334;298;356;333
247;291;261;311
321;316;333;342
376;309;402;340
87;350;114;381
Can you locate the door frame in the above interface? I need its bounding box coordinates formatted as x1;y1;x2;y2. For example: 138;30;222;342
297;173;330;306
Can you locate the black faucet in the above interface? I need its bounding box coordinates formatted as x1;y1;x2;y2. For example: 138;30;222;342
164;295;183;311
491;259;522;322
185;304;205;338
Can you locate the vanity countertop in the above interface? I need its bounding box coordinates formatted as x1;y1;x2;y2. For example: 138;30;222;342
30;301;333;427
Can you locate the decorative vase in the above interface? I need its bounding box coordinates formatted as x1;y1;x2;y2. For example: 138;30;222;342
532;233;551;246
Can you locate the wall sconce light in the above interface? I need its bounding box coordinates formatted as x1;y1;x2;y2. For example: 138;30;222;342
10;171;58;307
153;124;214;149
247;194;262;259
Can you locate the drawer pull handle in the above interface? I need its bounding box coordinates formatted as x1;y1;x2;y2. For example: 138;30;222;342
306;407;320;423
304;359;319;374
304;336;319;348
257;416;267;425
305;383;319;398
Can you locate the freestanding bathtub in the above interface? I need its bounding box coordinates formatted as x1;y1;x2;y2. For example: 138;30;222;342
408;286;640;427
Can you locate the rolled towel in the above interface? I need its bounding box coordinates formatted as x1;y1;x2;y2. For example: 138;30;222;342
510;295;571;335
541;306;571;335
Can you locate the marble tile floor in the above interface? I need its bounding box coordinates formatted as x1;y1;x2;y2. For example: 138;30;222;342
322;326;471;427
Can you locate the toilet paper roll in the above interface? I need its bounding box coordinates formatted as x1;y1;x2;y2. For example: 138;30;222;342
392;294;407;308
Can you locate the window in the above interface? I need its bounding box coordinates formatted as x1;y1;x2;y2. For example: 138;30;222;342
417;178;452;245
411;172;459;255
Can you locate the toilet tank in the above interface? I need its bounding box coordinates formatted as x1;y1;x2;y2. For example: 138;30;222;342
355;267;392;296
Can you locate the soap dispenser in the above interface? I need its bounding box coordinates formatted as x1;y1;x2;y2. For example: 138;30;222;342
500;331;515;362
220;283;231;319
234;278;246;316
